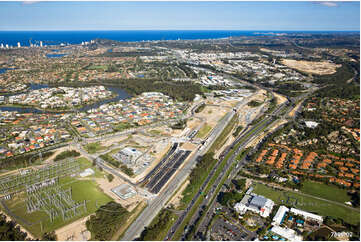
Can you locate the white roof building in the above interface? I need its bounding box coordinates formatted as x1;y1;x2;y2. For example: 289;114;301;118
79;168;95;177
234;192;275;218
271;225;303;241
272;205;289;225
305;121;319;129
290;208;323;223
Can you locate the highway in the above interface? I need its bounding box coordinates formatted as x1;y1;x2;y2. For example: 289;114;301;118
165;100;289;240
121;100;244;240
167;86;319;240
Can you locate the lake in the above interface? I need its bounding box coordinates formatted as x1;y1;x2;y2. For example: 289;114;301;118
0;84;131;113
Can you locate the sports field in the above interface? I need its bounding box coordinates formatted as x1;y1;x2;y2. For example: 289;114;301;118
300;180;351;204
1;158;112;238
253;183;359;225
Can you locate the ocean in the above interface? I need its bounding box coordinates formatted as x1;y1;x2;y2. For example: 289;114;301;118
0;30;357;47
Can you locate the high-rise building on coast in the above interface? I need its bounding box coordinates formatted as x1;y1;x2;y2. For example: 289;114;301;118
17;42;21;48
40;41;43;47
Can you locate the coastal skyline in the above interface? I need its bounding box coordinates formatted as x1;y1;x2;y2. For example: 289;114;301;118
0;1;359;31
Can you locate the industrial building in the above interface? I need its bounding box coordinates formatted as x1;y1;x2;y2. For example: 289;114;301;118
113;147;143;165
111;184;137;200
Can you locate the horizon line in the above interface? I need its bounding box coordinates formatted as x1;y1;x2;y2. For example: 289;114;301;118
0;29;359;32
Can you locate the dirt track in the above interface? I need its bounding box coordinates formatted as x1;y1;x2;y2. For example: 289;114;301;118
281;59;341;75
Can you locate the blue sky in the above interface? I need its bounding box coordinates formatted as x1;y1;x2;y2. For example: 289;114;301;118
0;1;359;31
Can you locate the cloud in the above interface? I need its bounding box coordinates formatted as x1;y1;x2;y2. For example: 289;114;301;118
317;1;339;7
22;1;40;5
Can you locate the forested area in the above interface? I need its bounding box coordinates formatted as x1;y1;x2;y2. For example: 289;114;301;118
137;209;174;241
0;151;54;170
54;150;80;161
86;201;129;241
102;78;203;101
0;214;28;241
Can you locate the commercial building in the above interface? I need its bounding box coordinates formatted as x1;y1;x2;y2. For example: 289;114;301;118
290;208;323;223
272;205;289;225
234;190;275;218
270;225;303;241
304;121;319;129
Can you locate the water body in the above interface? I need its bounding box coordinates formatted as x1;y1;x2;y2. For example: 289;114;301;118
0;30;357;47
46;54;67;58
0;84;131;113
0;68;15;74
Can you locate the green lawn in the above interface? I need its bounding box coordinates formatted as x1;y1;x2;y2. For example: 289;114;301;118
253;183;359;225
3;174;112;238
87;65;107;70
195;123;212;139
83;142;107;154
301;180;351;204
77;157;105;178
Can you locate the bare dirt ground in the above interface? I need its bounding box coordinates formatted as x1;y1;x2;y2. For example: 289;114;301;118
181;142;197;150
55;215;91;241
281;59;341;75
167;180;190;208
100;135;129;147
94;176;144;212
273;92;287;105
288;101;303;117
194;105;229;127
185;118;202;130
45;146;73;162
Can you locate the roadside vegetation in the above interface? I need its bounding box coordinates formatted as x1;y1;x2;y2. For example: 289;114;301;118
86;201;129;240
99;153;135;177
84;142;107;154
0;151;54;171
178;152;218;209
137;209;177;241
54;150;80;161
195;124;212;139
208;114;238;153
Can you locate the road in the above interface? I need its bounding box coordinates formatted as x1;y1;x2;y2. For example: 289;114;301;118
175;88;320;240
120;100;243;240
165;100;290;240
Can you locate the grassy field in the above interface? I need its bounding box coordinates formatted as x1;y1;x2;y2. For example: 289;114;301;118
253;183;359;225
87;65;107;70
83;142;107;154
2;158;112;238
300;180;351;204
195;123;212;139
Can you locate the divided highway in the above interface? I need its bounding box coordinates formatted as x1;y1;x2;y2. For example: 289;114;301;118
165;101;290;240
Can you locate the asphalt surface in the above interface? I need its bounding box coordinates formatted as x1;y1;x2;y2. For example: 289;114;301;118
167;100;295;240
120;101;240;241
